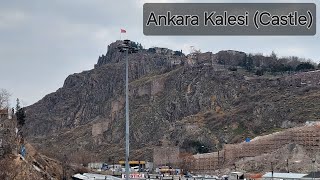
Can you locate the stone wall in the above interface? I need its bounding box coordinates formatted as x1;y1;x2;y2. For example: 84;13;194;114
153;146;180;167
188;123;320;173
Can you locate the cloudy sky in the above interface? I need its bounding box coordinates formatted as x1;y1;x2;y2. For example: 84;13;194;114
0;0;319;107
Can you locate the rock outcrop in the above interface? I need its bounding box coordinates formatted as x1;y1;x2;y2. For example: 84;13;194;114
23;41;320;162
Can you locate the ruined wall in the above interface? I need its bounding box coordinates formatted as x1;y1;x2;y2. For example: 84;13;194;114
153;146;180;167
92;121;110;145
197;52;213;64
186;52;213;66
111;97;125;121
131;77;166;97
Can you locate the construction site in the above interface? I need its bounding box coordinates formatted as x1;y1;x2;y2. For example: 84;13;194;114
154;122;320;175
189;122;320;174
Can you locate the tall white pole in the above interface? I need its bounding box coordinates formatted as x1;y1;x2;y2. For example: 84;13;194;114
125;49;130;180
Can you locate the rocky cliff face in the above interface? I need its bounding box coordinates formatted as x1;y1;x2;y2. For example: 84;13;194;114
24;41;320;162
0;116;65;179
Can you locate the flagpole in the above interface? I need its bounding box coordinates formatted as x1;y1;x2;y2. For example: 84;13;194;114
120;29;126;40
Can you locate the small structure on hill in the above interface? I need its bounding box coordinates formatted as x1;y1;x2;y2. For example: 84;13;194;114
0;109;8;119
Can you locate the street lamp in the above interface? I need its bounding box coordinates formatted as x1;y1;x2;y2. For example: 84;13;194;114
166;147;170;169
117;40;139;180
271;162;274;180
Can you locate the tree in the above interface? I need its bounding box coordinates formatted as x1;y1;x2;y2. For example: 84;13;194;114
245;54;254;72
0;89;10;109
174;50;183;56
181;140;211;154
318;63;320;69
16;98;20;111
147;48;156;53
255;69;264;76
16;108;26;126
137;42;143;50
190;46;201;54
15;98;26;126
295;62;315;71
130;42;143;50
270;51;277;60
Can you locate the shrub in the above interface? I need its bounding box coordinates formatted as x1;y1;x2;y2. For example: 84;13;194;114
228;66;238;71
255;69;264;76
74;167;89;174
295;62;315;71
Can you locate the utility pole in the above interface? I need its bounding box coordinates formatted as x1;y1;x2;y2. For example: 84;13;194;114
164;147;167;167
312;158;316;180
117;40;138;180
62;154;67;180
113;157;115;175
271;162;274;180
125;45;130;180
218;150;220;177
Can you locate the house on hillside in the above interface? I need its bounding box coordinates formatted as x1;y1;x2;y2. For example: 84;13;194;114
0;109;8;119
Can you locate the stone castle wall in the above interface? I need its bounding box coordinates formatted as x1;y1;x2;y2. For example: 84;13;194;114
188;123;320;173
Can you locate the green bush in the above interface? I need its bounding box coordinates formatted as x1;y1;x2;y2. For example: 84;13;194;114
295;62;315;71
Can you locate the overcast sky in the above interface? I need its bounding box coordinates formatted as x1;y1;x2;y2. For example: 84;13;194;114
0;0;319;107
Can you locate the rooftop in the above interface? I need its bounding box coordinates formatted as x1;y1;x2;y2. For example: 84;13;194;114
263;172;308;179
0;109;8;115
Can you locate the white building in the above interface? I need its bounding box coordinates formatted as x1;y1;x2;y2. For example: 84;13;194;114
262;172;308;180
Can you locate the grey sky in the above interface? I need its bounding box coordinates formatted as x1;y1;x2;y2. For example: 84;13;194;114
0;0;319;107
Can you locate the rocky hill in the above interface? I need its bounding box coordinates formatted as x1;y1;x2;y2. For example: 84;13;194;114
0;143;66;180
0;117;65;179
23;41;320;163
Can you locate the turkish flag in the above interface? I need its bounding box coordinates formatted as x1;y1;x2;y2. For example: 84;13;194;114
121;29;126;33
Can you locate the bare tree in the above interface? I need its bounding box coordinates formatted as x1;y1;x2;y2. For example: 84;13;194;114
0;89;10;109
190;46;201;54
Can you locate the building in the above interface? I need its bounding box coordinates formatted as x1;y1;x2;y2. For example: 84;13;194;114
301;172;320;180
262;172;308;180
229;172;245;180
72;173;122;180
87;162;106;170
118;160;146;170
0;109;8;119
